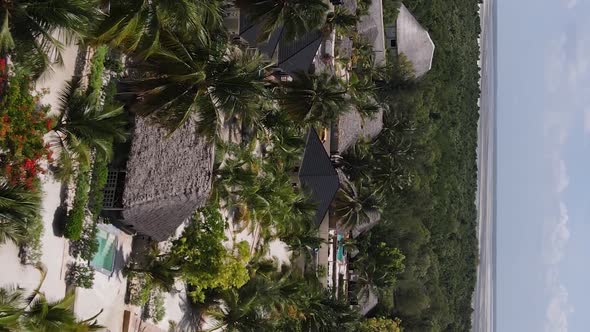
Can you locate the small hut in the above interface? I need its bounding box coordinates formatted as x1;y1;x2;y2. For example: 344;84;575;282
121;117;213;241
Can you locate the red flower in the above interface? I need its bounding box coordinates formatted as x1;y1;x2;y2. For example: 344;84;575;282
2;114;8;123
45;118;54;131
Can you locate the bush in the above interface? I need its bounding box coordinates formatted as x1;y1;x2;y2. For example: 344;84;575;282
19;215;44;264
64;168;91;240
69;223;99;261
149;291;166;324
66;262;95;288
0;68;51;189
128;275;153;306
87;45;108;103
89;155;109;218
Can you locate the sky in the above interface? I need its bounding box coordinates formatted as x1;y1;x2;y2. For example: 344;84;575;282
497;0;590;331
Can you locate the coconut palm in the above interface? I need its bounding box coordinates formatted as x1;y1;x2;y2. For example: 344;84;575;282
0;0;99;73
236;0;329;41
91;0;224;57
326;6;359;36
278;71;351;126
0;181;41;244
0;265;103;331
332;179;382;230
120;32;271;137
50;77;127;178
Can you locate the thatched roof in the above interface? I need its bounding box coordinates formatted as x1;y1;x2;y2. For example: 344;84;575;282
122;117;213;241
358;0;386;66
336;108;384;153
396;4;435;77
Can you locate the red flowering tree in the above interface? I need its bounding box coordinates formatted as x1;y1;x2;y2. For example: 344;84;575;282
0;69;51;189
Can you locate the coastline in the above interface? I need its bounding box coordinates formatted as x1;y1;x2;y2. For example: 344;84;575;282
472;0;497;331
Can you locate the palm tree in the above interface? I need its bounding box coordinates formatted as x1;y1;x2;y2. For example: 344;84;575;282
236;0;329;41
120;33;271;137
278;71;351;126
332;179;382;230
0;0;99;75
205;288;271;332
91;0;224;57
326;6;359;36
0;264;103;331
50;77;127;179
0;181;41;244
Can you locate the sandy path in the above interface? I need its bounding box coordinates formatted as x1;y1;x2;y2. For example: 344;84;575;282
0;42;79;300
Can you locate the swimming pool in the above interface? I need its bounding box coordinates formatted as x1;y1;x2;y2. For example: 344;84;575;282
90;228;117;275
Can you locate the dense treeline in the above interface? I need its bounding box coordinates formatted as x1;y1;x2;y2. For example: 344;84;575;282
350;0;481;330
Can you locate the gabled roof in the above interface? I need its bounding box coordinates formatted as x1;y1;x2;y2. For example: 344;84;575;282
277;30;322;74
237;10;321;75
239;13;283;59
298;128;340;227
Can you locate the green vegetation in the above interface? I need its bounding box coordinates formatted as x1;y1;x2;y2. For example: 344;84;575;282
359;317;403;332
0;182;41;245
0;266;102;331
339;0;480;329
0;69;50;189
66;262;96;289
0;0;99;77
236;0;329;40
126;206;251;302
0;0;480;330
87;45;108;103
383;0;403;25
65;166;91;240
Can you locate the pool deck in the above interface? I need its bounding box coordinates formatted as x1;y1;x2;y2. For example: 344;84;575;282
73;225;133;332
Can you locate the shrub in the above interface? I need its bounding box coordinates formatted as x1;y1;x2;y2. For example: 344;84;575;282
87;45;108;103
0;68;51;189
64;168;91;240
66;262;95;288
89;154;109;218
19;215;44;264
128;275;153;306
69;223;99;261
149;291;166;324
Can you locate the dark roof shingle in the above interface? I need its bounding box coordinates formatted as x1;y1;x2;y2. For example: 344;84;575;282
298;128;339;226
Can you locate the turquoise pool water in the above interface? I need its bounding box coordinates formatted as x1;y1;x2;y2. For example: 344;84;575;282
337;234;344;261
90;228;116;273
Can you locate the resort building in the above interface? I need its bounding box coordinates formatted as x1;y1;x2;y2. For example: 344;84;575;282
386;3;436;78
103;116;214;241
225;6;324;76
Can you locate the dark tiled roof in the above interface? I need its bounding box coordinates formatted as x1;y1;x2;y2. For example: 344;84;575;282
278;30;322;74
298;128;339;226
239;13;283;58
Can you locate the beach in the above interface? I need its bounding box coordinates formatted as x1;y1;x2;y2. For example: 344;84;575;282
472;0;497;331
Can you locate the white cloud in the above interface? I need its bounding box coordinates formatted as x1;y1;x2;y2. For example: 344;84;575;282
545;35;567;93
562;0;578;9
543;202;570;265
556;160;569;194
545;282;572;332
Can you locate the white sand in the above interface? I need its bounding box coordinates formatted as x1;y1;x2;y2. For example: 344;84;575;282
0;42;79;300
73;226;134;331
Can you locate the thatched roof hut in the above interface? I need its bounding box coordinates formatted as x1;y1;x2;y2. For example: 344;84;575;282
395;4;435;77
122;117;213;241
335;108;384;153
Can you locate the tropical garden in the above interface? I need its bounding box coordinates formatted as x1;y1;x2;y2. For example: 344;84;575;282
0;0;481;331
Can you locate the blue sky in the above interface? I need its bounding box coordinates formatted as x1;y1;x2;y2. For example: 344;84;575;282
497;0;590;331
